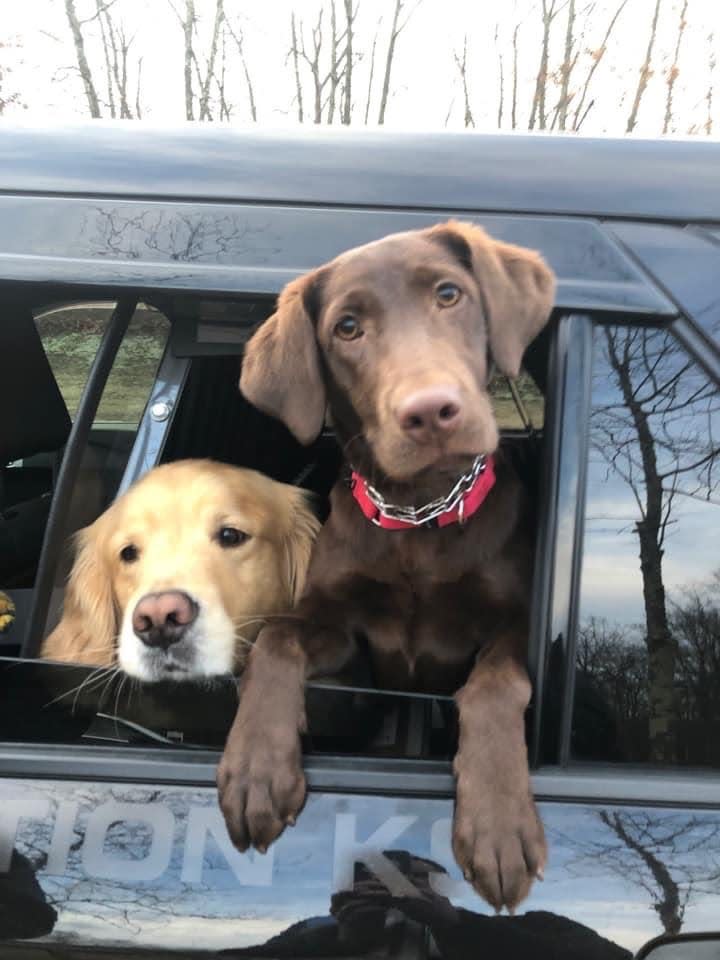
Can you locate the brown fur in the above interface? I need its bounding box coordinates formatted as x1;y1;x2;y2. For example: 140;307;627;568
41;459;320;676
218;221;555;912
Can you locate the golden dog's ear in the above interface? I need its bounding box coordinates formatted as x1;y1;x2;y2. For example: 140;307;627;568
280;488;321;605
240;271;326;445
41;521;117;666
428;221;556;378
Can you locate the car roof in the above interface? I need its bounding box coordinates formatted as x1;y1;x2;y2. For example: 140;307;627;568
3;121;720;223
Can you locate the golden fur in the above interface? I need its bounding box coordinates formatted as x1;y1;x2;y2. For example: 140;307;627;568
41;459;320;680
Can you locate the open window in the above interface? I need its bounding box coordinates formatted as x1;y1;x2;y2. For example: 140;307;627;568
0;289;554;762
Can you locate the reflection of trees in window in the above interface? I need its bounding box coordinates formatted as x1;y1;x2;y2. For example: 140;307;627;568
566;810;720;936
586;325;719;763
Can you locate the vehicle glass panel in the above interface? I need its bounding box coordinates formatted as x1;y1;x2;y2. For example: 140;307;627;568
0;298;170;655
572;323;720;766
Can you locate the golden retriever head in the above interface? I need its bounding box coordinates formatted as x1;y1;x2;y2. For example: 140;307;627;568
41;460;319;682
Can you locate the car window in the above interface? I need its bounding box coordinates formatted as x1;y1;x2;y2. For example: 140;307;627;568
0;298;170;655
35;303;168;427
489;369;544;431
572;323;720;766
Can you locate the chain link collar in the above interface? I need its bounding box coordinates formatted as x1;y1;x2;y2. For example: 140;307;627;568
355;455;488;528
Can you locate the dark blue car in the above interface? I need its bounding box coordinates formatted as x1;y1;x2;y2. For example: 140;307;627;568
1;124;719;959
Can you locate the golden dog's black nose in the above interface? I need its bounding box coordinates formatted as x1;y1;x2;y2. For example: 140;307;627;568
132;590;198;650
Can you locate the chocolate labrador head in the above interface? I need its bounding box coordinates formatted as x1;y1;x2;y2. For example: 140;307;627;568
241;221;555;481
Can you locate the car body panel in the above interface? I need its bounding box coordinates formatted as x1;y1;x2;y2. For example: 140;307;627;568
4;776;720;955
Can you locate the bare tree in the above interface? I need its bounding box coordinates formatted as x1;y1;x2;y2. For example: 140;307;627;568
554;0;576;130
225;18;257;122
290;12;304;122
198;0;224;121
63;0;144;119
511;22;520;129
595;811;720;934
453;35;474;129
377;0;420;125
571;0;630;131
495;23;505;128
64;0;102;117
705;31;715;136
626;0;663;133
529;0;562;131
591;326;719;762
342;0;356;124
364;26;379;124
663;0;689;134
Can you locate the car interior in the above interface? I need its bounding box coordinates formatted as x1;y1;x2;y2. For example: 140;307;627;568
0;288;552;764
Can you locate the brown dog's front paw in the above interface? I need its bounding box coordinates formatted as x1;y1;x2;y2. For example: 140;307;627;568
452;776;546;913
217;727;306;854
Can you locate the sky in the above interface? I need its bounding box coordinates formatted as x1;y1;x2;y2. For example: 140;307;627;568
2;0;720;136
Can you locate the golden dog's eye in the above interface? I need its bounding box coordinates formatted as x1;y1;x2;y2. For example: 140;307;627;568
334;316;363;341
217;527;249;548
436;282;461;307
120;544;139;564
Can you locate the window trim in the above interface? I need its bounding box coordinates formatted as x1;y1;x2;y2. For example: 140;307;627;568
3;742;720;807
21;298;138;657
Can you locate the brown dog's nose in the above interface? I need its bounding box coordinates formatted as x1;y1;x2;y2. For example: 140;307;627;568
397;386;463;443
132;591;198;650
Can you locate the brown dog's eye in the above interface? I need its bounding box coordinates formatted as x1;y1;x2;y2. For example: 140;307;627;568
120;544;139;564
217;527;249;548
436;282;462;307
334;316;363;341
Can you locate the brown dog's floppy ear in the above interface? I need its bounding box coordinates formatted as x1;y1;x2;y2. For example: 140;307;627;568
240;272;326;445
40;520;118;666
429;220;556;378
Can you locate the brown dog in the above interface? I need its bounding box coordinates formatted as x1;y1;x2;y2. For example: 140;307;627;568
218;221;555;911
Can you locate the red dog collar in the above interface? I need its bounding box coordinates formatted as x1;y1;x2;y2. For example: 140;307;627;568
350;455;496;530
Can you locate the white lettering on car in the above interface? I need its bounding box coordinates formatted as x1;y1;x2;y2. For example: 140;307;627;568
181;805;273;885
83;801;175;882
332;814;418;894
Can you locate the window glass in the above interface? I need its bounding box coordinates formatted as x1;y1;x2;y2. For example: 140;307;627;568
36;303;168;426
1;299;169;654
573;323;720;766
489;369;544;431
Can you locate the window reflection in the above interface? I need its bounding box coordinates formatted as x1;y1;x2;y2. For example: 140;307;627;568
574;324;719;765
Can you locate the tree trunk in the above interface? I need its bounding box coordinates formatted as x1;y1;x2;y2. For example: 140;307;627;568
290;13;304;123
378;0;403;125
557;0;576;130
183;0;196;120
626;0;662;134
707;34;716;136
529;0;555;131
64;0;102;118
511;23;519;129
496;23;504;129
342;0;353;124
600;812;683;934
605;329;677;763
199;0;224;121
364;29;378;124
572;0;629;131
663;0;688;134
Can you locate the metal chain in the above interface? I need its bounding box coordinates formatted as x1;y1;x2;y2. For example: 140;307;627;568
363;455;487;527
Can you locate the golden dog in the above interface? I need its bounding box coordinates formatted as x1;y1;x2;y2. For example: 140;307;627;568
41;460;319;682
